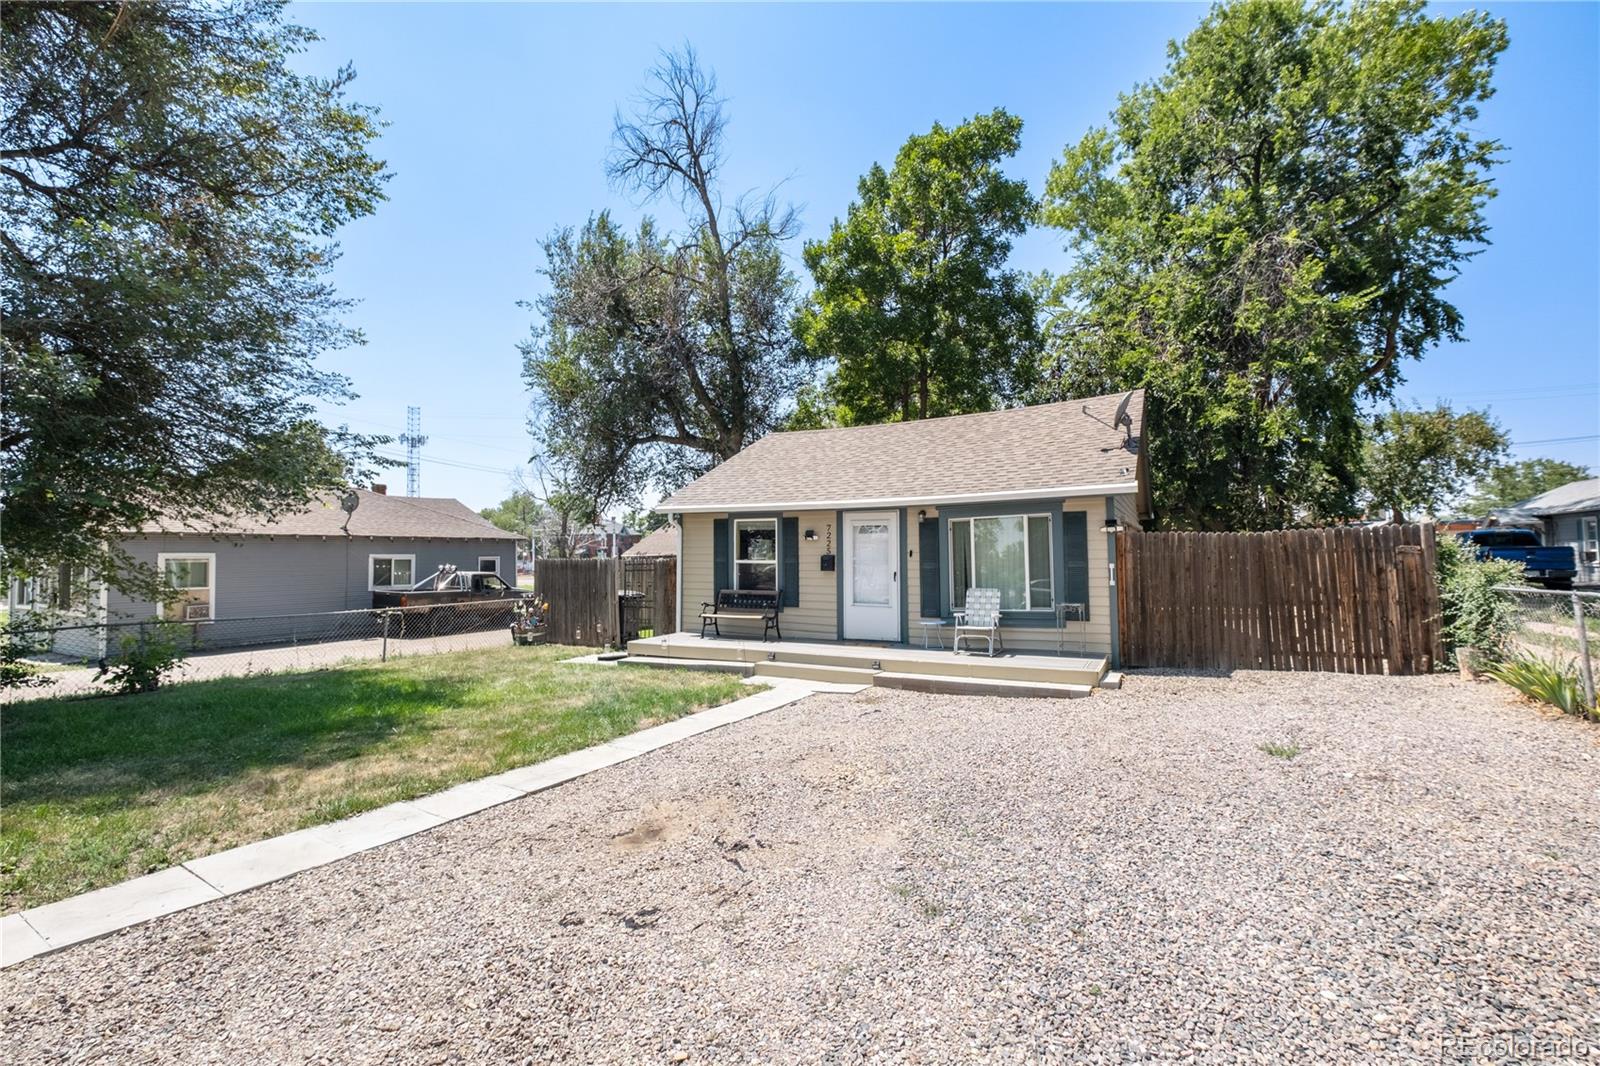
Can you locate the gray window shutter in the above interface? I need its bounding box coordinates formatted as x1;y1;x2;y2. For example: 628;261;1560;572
713;518;730;600
1062;510;1089;620
918;519;941;617
781;516;799;608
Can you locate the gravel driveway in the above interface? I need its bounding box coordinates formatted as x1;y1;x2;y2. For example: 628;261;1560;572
4;672;1597;1063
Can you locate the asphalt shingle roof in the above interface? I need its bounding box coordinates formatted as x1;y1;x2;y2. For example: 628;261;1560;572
659;390;1145;513
624;524;679;557
1515;477;1600;516
139;489;523;541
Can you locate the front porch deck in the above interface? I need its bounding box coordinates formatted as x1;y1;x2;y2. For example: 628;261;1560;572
623;633;1110;698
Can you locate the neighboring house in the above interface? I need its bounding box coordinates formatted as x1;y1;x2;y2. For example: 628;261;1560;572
623;524;679;558
1509;477;1600;586
656;390;1150;657
9;487;522;658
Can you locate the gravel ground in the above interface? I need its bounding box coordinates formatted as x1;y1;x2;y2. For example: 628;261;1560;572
4;672;1597;1063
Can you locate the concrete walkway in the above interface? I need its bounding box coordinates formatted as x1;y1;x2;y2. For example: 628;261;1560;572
0;677;856;967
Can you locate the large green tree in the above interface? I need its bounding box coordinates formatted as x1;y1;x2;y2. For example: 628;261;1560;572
795;109;1039;425
522;48;805;511
1;1;388;594
1360;404;1506;523
1036;0;1506;529
1468;458;1594;512
480;491;545;537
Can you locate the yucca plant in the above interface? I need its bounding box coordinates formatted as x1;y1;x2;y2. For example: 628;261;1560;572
1485;653;1598;721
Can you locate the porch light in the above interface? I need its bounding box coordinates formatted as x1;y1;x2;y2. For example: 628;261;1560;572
1104;518;1123;532
804;529;818;541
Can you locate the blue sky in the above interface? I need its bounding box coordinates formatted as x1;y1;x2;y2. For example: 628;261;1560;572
293;2;1600;513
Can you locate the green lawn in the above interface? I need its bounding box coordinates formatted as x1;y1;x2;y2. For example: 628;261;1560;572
1;645;747;912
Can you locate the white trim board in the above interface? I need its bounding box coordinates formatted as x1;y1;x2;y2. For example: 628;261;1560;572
659;482;1140;514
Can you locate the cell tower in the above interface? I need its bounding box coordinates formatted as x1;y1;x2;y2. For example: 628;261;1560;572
399;406;427;497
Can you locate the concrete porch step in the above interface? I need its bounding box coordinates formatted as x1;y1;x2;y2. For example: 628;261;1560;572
752;662;881;685
873;671;1092;700
616;655;754;677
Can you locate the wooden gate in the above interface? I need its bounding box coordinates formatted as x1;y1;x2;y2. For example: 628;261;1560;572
1116;525;1441;674
535;558;621;647
534;556;678;647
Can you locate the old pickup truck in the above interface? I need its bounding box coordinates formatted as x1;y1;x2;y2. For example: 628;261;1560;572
1456;529;1577;589
371;565;532;611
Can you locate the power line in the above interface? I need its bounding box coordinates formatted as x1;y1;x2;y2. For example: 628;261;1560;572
1507;434;1600;447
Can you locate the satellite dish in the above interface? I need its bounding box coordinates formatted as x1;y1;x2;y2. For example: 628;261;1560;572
339;490;360;533
1112;390;1136;437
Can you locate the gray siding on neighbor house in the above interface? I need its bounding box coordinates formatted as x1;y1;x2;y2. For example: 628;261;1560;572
1545;511;1600;584
107;534;517;622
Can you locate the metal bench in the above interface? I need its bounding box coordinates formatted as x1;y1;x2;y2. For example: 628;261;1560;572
700;589;782;641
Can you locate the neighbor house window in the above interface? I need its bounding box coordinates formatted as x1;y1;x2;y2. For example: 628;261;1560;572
369;554;416;590
734;519;777;592
949;515;1053;612
159;553;215;621
477;555;500;575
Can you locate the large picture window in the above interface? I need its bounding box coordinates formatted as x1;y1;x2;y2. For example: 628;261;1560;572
369;554;416;590
734;519;777;592
950;515;1053;612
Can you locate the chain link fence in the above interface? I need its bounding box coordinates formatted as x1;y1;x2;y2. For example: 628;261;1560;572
4;600;549;703
1493;585;1598;709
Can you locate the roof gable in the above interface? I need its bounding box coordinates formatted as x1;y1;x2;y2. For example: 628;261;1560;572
659;391;1145;512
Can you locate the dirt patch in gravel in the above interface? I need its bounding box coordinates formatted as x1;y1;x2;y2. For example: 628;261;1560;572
3;671;1597;1063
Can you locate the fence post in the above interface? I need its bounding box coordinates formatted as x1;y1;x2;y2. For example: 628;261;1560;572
382;610;391;663
1572;592;1595;710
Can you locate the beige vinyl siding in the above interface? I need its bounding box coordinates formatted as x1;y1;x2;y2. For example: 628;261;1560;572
681;493;1137;655
677;511;839;640
1114;492;1142;532
782;511;839;640
679;513;716;632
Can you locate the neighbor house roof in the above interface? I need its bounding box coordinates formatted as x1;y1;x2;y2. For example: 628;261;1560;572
623;524;679;557
136;489;524;541
1513;478;1600;517
658;390;1146;513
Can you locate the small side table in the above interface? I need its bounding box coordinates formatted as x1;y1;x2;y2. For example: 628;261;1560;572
916;619;949;650
1054;602;1087;655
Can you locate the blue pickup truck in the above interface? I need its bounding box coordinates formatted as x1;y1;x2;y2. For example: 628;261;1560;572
1456;529;1577;589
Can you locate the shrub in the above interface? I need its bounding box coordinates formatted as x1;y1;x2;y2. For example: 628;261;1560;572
103;621;188;695
0;617;58;691
1485;653;1597;721
1435;535;1523;666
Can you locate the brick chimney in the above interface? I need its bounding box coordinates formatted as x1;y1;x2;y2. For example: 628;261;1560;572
371;483;387;495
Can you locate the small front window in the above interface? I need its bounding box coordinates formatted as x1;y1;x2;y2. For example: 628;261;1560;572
734;519;777;592
370;555;416;590
160;554;214;621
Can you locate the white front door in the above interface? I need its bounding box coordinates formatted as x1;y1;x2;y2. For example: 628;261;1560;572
843;511;899;641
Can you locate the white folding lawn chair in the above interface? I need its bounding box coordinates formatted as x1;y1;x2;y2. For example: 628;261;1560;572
952;587;1004;657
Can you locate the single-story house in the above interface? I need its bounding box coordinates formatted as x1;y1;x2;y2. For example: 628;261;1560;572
10;486;523;658
623;523;679;558
1508;477;1600;585
656;390;1150;659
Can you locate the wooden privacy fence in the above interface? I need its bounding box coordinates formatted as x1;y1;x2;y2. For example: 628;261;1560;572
1116;525;1441;675
534;557;677;647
